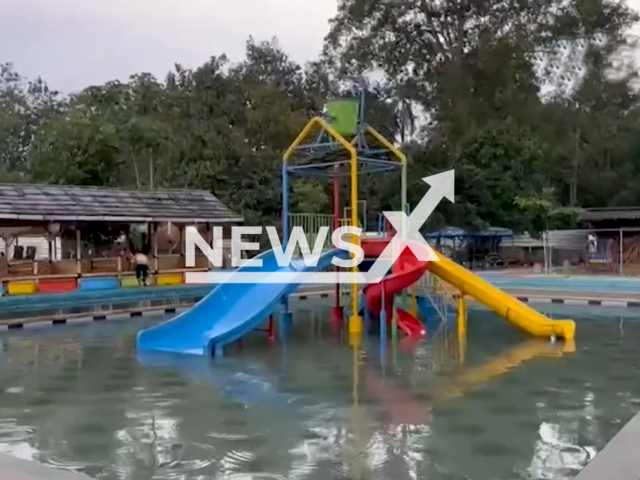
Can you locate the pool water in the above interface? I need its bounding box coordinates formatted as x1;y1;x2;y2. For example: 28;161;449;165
0;304;639;480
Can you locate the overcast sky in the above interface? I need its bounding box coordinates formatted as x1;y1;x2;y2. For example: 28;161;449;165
2;0;640;94
0;0;337;93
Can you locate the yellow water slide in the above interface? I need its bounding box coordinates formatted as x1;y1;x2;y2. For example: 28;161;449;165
428;253;576;340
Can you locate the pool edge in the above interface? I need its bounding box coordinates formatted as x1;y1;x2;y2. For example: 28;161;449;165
575;411;640;480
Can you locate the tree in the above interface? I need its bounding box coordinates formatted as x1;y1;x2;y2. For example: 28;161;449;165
514;188;582;234
4;0;640;237
323;0;640;233
0;63;61;176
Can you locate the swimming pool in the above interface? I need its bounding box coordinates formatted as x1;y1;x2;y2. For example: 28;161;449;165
0;304;638;480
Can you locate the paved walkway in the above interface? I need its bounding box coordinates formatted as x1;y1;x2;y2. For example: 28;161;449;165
508;288;640;305
510;289;640;299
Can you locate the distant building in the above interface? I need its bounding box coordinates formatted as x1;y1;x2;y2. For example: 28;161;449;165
578;207;640;273
579;207;640;230
0;183;243;281
0;236;61;261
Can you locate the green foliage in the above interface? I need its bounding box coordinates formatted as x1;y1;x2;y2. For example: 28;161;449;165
322;0;640;232
0;63;61;174
291;179;329;213
515;188;583;234
2;2;640;235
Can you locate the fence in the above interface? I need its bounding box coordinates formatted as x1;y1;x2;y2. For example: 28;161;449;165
540;228;640;276
287;213;640;277
287;214;352;252
343;199;368;232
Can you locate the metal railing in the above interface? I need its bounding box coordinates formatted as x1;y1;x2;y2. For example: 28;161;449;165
287;214;353;252
415;272;458;318
432;310;464;369
415;270;466;365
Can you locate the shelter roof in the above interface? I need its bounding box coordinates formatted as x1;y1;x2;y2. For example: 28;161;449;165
0;184;243;224
579;207;640;222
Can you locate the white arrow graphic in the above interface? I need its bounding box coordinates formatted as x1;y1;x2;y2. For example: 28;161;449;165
403;169;455;229
364;169;455;283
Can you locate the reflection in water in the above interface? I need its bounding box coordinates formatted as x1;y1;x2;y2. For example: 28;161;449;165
0;308;637;479
444;339;574;399
528;421;597;479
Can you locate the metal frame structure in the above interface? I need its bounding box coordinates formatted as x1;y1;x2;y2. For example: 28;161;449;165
281;87;407;340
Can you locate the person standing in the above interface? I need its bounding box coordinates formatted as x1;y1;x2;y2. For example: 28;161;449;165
132;251;149;286
0;252;7;280
588;233;598;255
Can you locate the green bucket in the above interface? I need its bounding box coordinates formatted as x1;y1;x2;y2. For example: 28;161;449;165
325;98;360;137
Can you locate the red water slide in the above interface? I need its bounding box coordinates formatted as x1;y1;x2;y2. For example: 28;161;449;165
361;239;428;337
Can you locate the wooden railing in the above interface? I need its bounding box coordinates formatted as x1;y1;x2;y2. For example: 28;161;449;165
0;254;215;283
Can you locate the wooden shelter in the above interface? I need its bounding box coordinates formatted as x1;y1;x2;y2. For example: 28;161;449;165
579;207;640;274
0;184;242;294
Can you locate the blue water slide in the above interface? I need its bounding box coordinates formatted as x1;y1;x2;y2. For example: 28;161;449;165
136;248;346;356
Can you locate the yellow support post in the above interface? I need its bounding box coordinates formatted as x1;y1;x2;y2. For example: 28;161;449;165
348;124;362;337
457;294;467;366
351;333;360;403
283;117;362;339
457;294;467;335
410;286;418;317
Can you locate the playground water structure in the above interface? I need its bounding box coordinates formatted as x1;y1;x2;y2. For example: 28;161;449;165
136;90;575;358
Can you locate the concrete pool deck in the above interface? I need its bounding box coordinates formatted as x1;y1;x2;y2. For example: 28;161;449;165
479;270;640;293
501;289;640;306
477;271;640;307
575;411;640;480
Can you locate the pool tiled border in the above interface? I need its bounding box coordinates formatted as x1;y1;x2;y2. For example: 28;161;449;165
5;283;640;332
0;288;333;330
514;296;640;308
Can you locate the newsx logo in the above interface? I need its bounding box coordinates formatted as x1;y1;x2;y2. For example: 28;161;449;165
183;171;455;284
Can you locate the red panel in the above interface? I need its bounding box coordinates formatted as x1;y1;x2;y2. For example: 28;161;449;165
362;239;428;319
38;278;77;294
396;308;426;337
